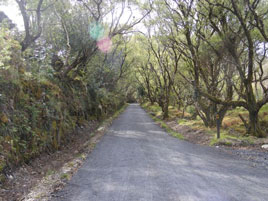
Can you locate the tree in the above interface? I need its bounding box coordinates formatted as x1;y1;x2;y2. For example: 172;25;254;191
135;30;181;119
157;0;232;127
16;0;47;51
195;0;268;137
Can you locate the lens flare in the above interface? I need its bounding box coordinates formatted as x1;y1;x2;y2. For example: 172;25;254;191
97;37;112;53
89;22;104;40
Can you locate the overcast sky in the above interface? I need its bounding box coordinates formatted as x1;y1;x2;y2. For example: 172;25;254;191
0;1;24;30
0;0;146;34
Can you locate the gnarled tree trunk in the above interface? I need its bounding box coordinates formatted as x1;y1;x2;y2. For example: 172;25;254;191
248;108;265;137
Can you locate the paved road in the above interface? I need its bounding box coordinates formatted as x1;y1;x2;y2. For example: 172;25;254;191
51;104;268;201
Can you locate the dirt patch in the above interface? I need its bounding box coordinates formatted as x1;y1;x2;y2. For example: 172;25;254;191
165;121;213;145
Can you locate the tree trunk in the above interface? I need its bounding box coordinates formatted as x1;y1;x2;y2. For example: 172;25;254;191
149;98;154;105
197;103;216;128
248;110;265;137
162;98;169;120
163;104;169;119
148;91;154;105
218;106;229;128
191;110;197;120
246;83;265;137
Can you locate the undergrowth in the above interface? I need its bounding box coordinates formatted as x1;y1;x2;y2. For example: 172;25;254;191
142;102;267;146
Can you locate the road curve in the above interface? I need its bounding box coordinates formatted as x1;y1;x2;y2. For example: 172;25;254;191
51;104;268;201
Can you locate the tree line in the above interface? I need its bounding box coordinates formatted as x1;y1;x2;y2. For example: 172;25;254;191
135;0;268;138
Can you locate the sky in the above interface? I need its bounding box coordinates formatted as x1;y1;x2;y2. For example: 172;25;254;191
0;1;24;30
0;0;145;33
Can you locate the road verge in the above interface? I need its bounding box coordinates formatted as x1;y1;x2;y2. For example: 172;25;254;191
0;104;128;201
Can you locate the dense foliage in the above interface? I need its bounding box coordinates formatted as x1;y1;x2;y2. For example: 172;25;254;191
0;0;150;181
135;0;268;138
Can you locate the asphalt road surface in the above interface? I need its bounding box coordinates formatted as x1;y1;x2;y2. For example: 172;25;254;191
51;104;268;201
